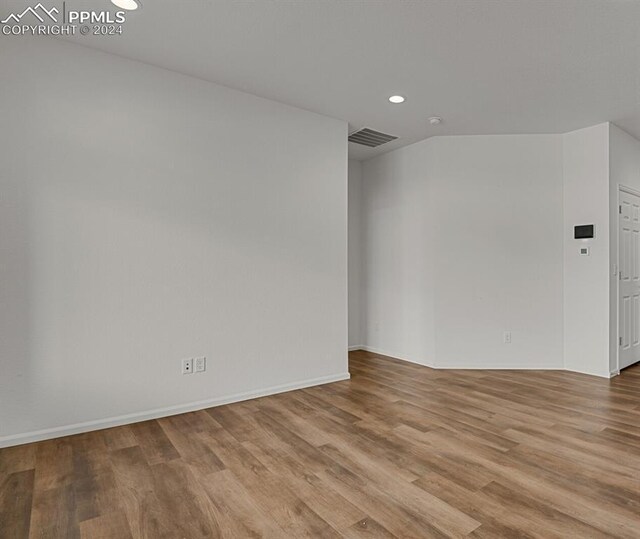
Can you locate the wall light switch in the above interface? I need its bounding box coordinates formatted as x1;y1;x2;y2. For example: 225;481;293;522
580;247;590;256
504;331;512;344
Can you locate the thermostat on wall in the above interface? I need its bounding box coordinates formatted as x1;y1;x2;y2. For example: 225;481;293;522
574;224;594;239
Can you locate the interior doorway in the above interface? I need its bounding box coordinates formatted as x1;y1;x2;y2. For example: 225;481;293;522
618;186;640;370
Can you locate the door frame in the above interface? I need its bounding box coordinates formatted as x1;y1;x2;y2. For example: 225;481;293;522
616;184;640;373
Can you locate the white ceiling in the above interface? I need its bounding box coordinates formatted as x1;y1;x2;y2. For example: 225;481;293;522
4;0;640;160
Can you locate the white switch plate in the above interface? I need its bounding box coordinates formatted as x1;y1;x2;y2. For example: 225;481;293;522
195;356;206;373
504;331;512;344
182;358;193;374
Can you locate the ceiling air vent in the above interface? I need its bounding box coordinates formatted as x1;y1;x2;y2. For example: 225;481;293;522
348;128;398;148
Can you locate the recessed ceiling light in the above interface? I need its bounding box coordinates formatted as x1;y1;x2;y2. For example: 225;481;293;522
428;117;443;125
111;0;141;10
388;95;405;104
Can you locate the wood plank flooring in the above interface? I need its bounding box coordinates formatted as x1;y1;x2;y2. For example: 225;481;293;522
1;350;640;538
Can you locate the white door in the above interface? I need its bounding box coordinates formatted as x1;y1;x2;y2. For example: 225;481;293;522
619;189;640;369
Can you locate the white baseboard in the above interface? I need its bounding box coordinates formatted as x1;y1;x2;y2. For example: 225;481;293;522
348;345;364;351
359;345;434;367
0;372;351;449
563;367;616;379
358;345;613;378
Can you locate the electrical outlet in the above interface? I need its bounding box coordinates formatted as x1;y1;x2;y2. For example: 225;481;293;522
504;331;512;344
182;358;193;374
195;356;206;373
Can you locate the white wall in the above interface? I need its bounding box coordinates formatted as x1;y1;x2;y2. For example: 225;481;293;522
348;160;363;348
361;135;564;369
432;136;564;369
361;141;437;364
563;124;611;377
609;124;640;373
0;38;349;447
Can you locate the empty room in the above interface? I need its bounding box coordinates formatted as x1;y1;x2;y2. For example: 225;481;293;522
1;0;640;537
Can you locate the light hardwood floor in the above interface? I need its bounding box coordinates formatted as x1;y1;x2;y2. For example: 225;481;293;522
1;350;640;538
